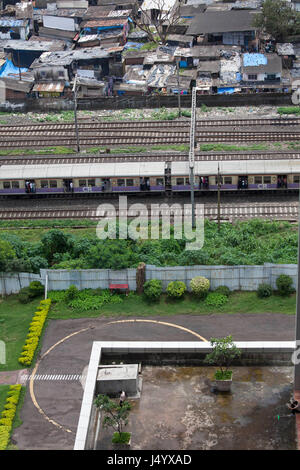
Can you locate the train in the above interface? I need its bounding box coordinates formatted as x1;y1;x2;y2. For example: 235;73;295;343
0;159;300;195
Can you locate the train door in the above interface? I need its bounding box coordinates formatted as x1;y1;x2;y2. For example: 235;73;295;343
140;177;150;191
165;162;171;190
277;174;287;188
63;179;73;192
101;178;111;192
25;179;36;193
238;176;248;189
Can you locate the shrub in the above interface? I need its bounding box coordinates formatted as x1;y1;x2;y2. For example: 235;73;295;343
18;287;31;304
190;276;210;299
276;274;294;296
18;299;51;366
257;283;273;298
166;281;186;299
205;292;228;308
112;432;131;444
214;286;231;297
143;279;162;301
28;281;44;297
64;284;79;302
0;384;22;450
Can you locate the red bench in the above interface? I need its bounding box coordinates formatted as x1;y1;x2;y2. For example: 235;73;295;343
109;283;129;296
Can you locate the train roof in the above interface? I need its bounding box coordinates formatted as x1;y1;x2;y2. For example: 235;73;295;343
172;160;300;175
0;162;166;179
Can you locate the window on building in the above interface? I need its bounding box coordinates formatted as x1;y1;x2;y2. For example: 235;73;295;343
266;74;276;80
263;176;271;184
117;179;125;186
3;181;10;189
50;180;57;188
11;181;19;188
255;176;262;184
79;179;87;187
248;74;257;80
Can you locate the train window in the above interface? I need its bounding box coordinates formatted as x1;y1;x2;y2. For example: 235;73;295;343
3;181;10;189
126;179;134;187
88;179;95;187
41;180;48;188
263;176;271;184
50;180;57;188
156;178;164;186
185;178;190;185
176;178;184;185
79;180;87;187
254;176;262;184
117;179;125;186
294;176;300;183
224;177;232;185
11;181;19;189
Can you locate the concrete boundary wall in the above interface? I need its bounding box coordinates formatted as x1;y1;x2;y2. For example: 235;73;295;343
74;341;296;450
0;263;297;295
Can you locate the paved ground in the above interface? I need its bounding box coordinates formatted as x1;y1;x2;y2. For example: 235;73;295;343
97;366;296;450
0;369;28;385
12;313;296;450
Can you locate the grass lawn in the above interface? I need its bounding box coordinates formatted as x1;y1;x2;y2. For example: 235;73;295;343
48;291;296;320
0;296;41;371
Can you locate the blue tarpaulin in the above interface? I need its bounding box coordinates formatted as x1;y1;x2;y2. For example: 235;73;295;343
0;59;27;78
217;87;236;94
123;42;144;50
243;53;267;67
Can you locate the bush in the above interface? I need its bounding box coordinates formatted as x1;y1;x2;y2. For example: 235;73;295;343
28;281;44;297
112;432;131;444
0;384;22;450
205;292;228;308
64;284;79;302
214;286;231;298
276;274;294;296
257;283;273;298
18;287;31;304
190;276;210;299
143;279;162;301
166;281;186;299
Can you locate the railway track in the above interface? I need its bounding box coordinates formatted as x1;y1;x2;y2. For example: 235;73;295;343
0;203;297;221
1;151;300;165
0;131;299;149
0;117;300;132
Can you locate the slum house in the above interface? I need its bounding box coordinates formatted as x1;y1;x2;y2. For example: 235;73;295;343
75;74;107;97
95;0;137;13
2;39;66;68
186;10;258;49
139;0;178;25
241;52;291;92
276;43;295;69
123;50;149;66
164;73;192;94
114;64;149;95
81;6;132;20
41;8;87;32
0;17;30;40
147;63;176;93
0;74;33;100
143;46;176;70
178;4;206;19
80;17;130;45
127;29;149;42
166;34;194;48
217;50;242;94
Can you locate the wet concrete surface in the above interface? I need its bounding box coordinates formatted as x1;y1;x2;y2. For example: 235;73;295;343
97;366;297;450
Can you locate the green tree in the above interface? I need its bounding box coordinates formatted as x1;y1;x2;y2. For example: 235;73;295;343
0;239;16;272
94;394;131;438
204;335;241;379
253;0;300;41
41;230;73;264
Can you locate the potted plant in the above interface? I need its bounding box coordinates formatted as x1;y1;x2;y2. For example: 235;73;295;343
204;335;241;392
94;394;132;449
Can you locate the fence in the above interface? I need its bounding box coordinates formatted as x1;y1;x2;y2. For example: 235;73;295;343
0;263;297;295
0;93;292;113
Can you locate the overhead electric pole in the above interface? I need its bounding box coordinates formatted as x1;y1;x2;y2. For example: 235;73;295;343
189;86;198;229
72;75;80;153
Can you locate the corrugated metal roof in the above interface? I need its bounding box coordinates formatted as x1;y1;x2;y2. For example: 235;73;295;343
83;18;128;27
32;82;65;92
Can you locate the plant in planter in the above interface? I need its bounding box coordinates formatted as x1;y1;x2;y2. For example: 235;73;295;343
94;394;132;448
204;335;241;392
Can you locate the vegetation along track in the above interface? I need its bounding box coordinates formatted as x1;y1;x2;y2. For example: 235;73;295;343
0;203;297;222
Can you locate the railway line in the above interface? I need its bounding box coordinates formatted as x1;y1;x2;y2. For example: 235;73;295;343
0;202;297;221
1;151;300;165
0;131;299;149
